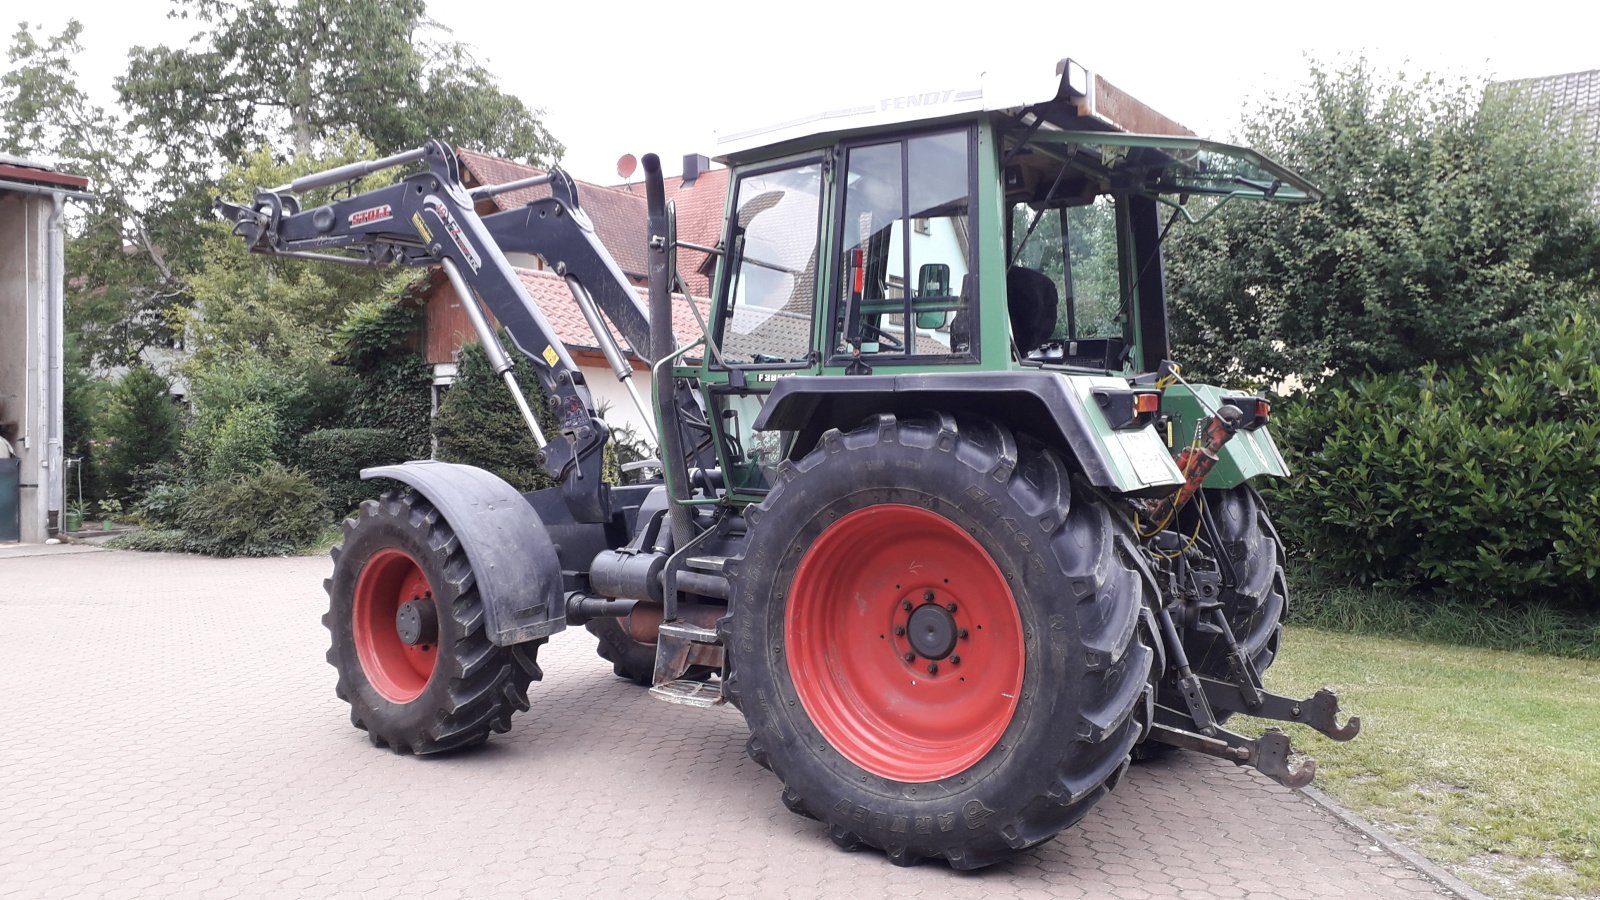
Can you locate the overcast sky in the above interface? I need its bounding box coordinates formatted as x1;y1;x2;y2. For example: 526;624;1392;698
17;0;1600;184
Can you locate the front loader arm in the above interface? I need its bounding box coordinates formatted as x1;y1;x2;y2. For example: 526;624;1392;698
216;140;614;522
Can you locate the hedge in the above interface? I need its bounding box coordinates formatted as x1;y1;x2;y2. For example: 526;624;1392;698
1267;312;1600;608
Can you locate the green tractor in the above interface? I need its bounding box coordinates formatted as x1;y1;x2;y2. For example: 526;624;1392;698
218;55;1357;870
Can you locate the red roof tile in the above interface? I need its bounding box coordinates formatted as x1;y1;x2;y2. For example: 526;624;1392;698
422;264;711;364
456;149;650;281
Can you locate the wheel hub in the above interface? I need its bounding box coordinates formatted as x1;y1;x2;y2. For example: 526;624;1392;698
395;594;438;647
352;548;439;703
905;602;958;660
785;504;1026;783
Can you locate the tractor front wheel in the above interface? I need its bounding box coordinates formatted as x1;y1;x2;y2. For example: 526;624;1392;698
324;490;541;754
726;414;1156;869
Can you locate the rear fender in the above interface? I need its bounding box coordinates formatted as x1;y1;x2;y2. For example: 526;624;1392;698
1158;384;1290;489
362;461;565;645
753;372;1184;496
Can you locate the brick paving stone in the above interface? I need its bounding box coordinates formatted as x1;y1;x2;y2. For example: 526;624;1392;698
1;550;1462;899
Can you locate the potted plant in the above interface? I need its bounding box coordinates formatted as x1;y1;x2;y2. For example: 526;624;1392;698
98;498;123;531
64;499;87;533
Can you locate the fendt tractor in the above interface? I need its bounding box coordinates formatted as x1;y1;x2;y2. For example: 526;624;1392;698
218;57;1360;869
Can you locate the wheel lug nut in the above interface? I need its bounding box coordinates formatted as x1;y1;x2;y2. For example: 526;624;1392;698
894;626;906;636
946;602;957;613
923;590;935;601
903;652;915;663
951;655;961;665
902;600;913;612
927;662;939;674
958;629;969;640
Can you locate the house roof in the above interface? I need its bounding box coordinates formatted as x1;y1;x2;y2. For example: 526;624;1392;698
1495;69;1600;150
0;153;89;192
512;266;710;356
455;149;650;280
422;263;711;362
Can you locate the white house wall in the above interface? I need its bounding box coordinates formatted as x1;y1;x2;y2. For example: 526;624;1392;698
0;192;61;542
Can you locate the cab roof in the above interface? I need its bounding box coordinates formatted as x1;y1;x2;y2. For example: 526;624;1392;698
714;57;1195;164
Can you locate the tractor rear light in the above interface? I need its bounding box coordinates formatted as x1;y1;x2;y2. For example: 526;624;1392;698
1227;396;1271;430
1092;388;1162;430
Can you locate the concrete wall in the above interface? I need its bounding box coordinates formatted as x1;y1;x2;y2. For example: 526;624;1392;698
0;192;60;542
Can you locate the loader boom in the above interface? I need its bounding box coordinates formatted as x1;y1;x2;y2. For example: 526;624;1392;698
216;140;672;523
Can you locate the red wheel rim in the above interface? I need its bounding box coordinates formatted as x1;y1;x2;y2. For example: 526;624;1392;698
353;548;438;703
786;504;1025;782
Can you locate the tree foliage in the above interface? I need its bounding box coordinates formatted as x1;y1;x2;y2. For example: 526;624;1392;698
1166;59;1600;388
1;21;192;367
117;0;562;169
433;339;557;492
97;366;181;500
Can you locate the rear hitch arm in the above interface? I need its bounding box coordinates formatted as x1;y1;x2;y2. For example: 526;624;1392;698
1149;714;1319;790
1200;679;1362;742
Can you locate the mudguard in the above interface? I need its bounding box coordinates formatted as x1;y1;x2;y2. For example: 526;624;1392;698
753;371;1184;496
1158;384;1290;489
362;460;565;645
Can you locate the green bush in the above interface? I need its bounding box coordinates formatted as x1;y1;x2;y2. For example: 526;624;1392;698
136;480;197;529
1166;59;1600;388
204;402;280;479
97;365;181;500
434;339;557;492
105;528;198;554
298;427;408;514
176;463;329;557
1268;312;1600;607
347;354;433;458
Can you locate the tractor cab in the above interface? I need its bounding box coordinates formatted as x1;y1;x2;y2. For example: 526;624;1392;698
697;58;1319;496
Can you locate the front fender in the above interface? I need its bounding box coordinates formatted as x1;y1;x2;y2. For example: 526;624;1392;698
362;460;565;645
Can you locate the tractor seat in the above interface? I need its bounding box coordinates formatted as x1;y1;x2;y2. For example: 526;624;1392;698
1006;266;1059;354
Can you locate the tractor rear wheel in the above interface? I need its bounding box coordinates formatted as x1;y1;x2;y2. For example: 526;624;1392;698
324;489;541;754
1136;485;1286;761
1185;485;1287;678
725;414;1156;869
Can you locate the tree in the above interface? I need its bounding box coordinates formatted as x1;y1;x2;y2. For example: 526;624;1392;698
98;366;182;500
433;340;557;492
117;0;562;175
179;138;404;368
1;21;193;368
1164;59;1600;388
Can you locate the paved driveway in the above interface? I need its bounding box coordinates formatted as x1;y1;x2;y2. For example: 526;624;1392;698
1;549;1456;899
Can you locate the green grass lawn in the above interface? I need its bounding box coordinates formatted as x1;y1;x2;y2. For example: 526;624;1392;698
1264;627;1600;899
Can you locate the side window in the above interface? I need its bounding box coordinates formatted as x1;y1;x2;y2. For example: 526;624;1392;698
720;161;825;365
836;130;973;359
1010;196;1128;345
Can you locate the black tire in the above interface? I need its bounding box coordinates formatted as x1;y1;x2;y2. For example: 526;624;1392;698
585;614;715;687
324;489;541;755
1182;485;1287;680
1136;484;1286;763
724;413;1156;870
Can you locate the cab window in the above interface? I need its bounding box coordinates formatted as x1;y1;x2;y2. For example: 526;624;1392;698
719;160;825;365
835;129;974;360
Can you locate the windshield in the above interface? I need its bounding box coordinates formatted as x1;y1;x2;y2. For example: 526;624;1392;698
719;160;825;364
